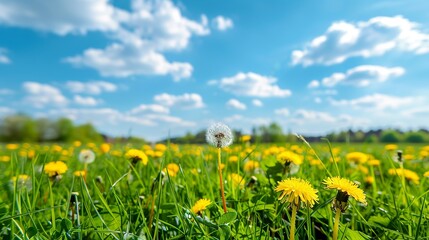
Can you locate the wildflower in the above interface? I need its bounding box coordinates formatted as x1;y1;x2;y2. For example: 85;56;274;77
324;176;366;240
346;152;368;164
191;199;211;215
367;159;380;166
206;122;233;148
0;156;10;162
277;151;303;165
365;176;374;184
6;144;19;150
275;178;318;240
74;170;86;177
206;122;233;213
385;144;398;151
163;163;180;177
243;160;260;172
240;135;251;142
246;176;257;188
388;168;420;184
323;177;367;211
229;173;245;188
275;178;319;207
424;171;429;177
73;141;82;147
79;149;95;164
100;143;110;153
155;143;167;152
228;156;239;162
44;161;68;178
125;149;148;165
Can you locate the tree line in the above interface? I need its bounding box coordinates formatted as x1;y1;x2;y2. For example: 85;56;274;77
1;115;429;143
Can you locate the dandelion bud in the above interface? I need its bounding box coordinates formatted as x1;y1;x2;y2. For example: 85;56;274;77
246;176;257;188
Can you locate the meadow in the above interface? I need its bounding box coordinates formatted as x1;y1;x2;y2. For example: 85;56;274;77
1;138;428;239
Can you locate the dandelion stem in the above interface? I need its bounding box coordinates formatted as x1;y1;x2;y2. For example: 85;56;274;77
290;203;298;240
333;208;341;240
83;163;88;183
49;181;56;233
218;147;227;213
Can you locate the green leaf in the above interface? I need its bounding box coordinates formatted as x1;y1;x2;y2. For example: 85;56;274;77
195;215;218;228
339;225;371;240
368;216;390;228
61;218;72;232
218;211;237;225
26;227;38;238
219;224;231;240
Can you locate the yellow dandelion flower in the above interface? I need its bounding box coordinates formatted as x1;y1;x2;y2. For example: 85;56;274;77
385;144;398;151
155;143;167;152
6;144;19;150
100;143;110;153
228;156;239;163
191;199;211;215
424;171;429;177
229;173;245;188
403;154;414;161
125;149;148;165
346;152;368;164
275;178;318;207
73;141;82;147
44;161;68;177
367;159;380;166
277;151;303;165
240;135;251;142
243;160;260;172
388;168;420;184
0;156;11;162
74;170;86;177
164;163;180;177
358;165;369;175
323;177;367;205
365;176;374;184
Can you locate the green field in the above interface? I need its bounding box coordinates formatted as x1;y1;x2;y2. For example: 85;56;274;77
1;141;428;239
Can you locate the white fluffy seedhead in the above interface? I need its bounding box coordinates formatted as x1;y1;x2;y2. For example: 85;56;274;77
206;122;233;148
79;149;96;164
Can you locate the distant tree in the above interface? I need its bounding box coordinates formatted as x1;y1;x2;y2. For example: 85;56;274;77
56;118;74;142
364;134;379;143
380;130;402;143
404;131;427;143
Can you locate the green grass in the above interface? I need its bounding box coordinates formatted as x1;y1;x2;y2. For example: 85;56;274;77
0;142;428;239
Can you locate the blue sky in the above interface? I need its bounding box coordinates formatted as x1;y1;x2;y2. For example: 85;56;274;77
1;0;429;141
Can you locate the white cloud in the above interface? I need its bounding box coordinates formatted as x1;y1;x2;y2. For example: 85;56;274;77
66;81;117;94
74;95;101;106
252;99;263;107
226;99;246;110
0;0;124;35
65;0;209;80
0;48;10;64
23;82;68;108
144;114;196;126
0;107;14;115
154;93;204;109
212;16;233;31
274;108;290;116
224;114;243;122
293;109;336;123
307;80;320;88
129;104;170;114
329;93;416;110
210;72;292;98
292;16;429;66
321;65;405;87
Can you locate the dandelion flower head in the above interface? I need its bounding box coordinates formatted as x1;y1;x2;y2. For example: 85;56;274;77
44;161;68;177
388;168;420;184
275;178;318;207
323;177;367;205
277;151;303;165
191;199;212;215
125;149;148;165
206;122;233;148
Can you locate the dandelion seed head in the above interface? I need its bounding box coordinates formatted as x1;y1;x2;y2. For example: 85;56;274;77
206;122;233;148
79;149;95;164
